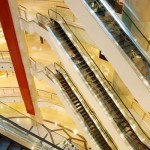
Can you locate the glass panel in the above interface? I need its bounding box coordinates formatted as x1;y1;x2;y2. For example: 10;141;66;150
0;101;81;149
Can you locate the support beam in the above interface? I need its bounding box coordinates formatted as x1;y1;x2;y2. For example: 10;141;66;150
0;0;35;115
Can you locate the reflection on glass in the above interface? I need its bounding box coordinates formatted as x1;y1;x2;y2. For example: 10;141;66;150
0;102;83;150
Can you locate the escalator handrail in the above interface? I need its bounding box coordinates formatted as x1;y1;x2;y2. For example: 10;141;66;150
36;12;50;30
54;62;118;149
36;12;50;22
45;66;56;76
47;9;150;142
0;115;63;150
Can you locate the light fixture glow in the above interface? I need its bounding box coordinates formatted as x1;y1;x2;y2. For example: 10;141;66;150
73;130;78;135
16;118;20;123
55;122;58;126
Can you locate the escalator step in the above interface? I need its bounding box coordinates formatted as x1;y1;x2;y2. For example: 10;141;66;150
74;103;81;108
77;63;87;69
93;133;102;139
66;90;74;95
88;70;95;75
67;43;74;48
64;87;72;92
71;98;79;103
72;49;80;54
69;95;76;99
88;125;97;131
83;68;92;74
70;97;78;101
57;32;66;37
79;109;87;115
54;25;61;29
85;118;92;123
77;106;84;111
86;120;93;125
89;126;98;132
71;96;78;100
81;113;89;118
55;27;63;31
70;95;76;99
70;45;76;49
55;30;65;35
101;144;111;150
61;83;68;87
75;103;82;108
83;115;90;120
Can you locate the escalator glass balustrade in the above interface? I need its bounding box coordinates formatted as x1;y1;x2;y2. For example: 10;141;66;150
83;0;150;85
0;115;63;150
36;12;150;149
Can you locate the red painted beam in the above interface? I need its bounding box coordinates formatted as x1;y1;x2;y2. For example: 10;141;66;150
0;0;35;115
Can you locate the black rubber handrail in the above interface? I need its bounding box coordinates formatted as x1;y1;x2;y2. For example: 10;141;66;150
36;13;50;31
47;8;150;142
54;62;118;149
45;66;56;76
36;13;50;22
0;115;63;150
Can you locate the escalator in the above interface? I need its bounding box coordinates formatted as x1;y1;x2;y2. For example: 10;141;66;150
45;64;117;150
36;14;150;149
0;133;29;150
55;70;112;150
86;0;150;81
0;115;63;150
64;0;150;112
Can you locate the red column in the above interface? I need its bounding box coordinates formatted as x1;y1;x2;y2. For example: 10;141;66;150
0;0;35;115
